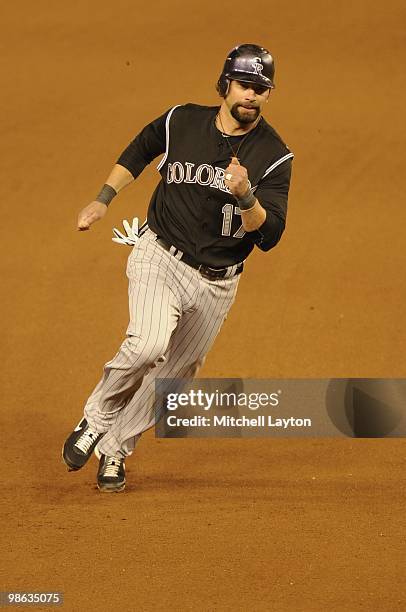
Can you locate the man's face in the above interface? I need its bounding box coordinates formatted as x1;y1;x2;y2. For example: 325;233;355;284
225;80;271;124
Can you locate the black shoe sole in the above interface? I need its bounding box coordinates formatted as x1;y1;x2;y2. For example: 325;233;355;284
61;446;82;471
61;445;99;472
97;482;126;493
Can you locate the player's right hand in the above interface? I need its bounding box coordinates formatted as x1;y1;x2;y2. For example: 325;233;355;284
77;201;108;231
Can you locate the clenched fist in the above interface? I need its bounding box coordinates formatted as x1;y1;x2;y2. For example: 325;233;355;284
77;201;108;231
224;157;250;198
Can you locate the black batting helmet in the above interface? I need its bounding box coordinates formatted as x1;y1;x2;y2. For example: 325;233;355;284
216;44;275;97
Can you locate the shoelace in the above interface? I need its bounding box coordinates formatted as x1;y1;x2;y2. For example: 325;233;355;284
103;456;123;478
74;428;100;454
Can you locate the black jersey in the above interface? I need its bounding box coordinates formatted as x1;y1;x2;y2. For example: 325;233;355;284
117;104;294;267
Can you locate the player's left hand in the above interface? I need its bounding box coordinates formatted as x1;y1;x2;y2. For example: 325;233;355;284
112;217;140;245
224;157;250;198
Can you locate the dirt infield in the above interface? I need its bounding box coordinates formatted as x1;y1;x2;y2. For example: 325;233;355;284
2;1;406;610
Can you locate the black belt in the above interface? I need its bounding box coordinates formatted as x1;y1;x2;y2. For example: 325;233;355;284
155;236;244;280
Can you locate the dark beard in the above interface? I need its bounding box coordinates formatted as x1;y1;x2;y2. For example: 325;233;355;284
230;103;260;124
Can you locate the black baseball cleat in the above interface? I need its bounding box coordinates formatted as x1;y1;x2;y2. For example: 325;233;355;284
62;417;105;471
97;454;126;493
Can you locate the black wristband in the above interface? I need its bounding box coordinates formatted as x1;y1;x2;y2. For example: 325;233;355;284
96;184;117;207
235;188;256;211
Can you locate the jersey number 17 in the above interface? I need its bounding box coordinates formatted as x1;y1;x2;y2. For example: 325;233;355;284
221;204;246;238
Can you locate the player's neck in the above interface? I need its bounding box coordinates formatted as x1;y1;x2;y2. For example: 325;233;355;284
217;104;261;136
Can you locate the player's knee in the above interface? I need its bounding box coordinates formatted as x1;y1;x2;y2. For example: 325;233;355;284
124;334;168;367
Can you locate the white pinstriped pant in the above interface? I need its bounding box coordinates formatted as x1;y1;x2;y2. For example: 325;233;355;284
84;228;241;457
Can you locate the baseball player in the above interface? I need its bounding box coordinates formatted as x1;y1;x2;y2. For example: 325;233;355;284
62;44;294;492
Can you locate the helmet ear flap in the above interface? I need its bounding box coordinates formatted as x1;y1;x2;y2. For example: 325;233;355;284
217;75;230;97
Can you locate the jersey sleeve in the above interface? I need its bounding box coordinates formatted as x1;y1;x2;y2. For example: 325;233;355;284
249;157;293;252
115;109;171;178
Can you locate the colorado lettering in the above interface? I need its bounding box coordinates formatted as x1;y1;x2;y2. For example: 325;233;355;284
167;162;231;193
